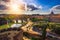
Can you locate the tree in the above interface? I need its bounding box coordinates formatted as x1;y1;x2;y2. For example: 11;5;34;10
42;24;48;40
53;27;60;35
31;18;40;22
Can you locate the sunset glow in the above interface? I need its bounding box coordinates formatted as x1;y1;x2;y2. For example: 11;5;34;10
7;0;25;14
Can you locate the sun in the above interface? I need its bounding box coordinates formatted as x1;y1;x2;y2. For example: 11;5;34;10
7;0;25;14
10;4;19;11
8;4;20;14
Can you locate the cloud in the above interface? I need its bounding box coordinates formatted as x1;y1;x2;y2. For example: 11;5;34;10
2;0;10;2
24;0;36;3
51;5;60;11
24;0;40;11
38;6;43;9
0;5;7;10
27;3;42;11
50;5;60;13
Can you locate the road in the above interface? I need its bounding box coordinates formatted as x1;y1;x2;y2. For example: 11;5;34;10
21;21;60;40
21;21;40;35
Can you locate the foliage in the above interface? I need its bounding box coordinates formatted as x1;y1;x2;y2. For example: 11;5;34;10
31;37;41;40
42;18;49;22
42;24;48;40
0;23;13;30
31;18;40;22
0;18;7;25
33;22;48;40
52;27;60;35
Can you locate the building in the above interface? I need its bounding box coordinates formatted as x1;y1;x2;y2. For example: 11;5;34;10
28;11;60;23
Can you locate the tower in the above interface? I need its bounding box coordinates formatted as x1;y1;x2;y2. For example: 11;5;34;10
50;11;54;15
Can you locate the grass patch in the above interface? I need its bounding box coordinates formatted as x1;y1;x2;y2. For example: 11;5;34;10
0;23;13;30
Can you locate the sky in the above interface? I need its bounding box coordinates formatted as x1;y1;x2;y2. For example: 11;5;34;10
0;0;60;14
37;0;60;11
24;0;60;14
